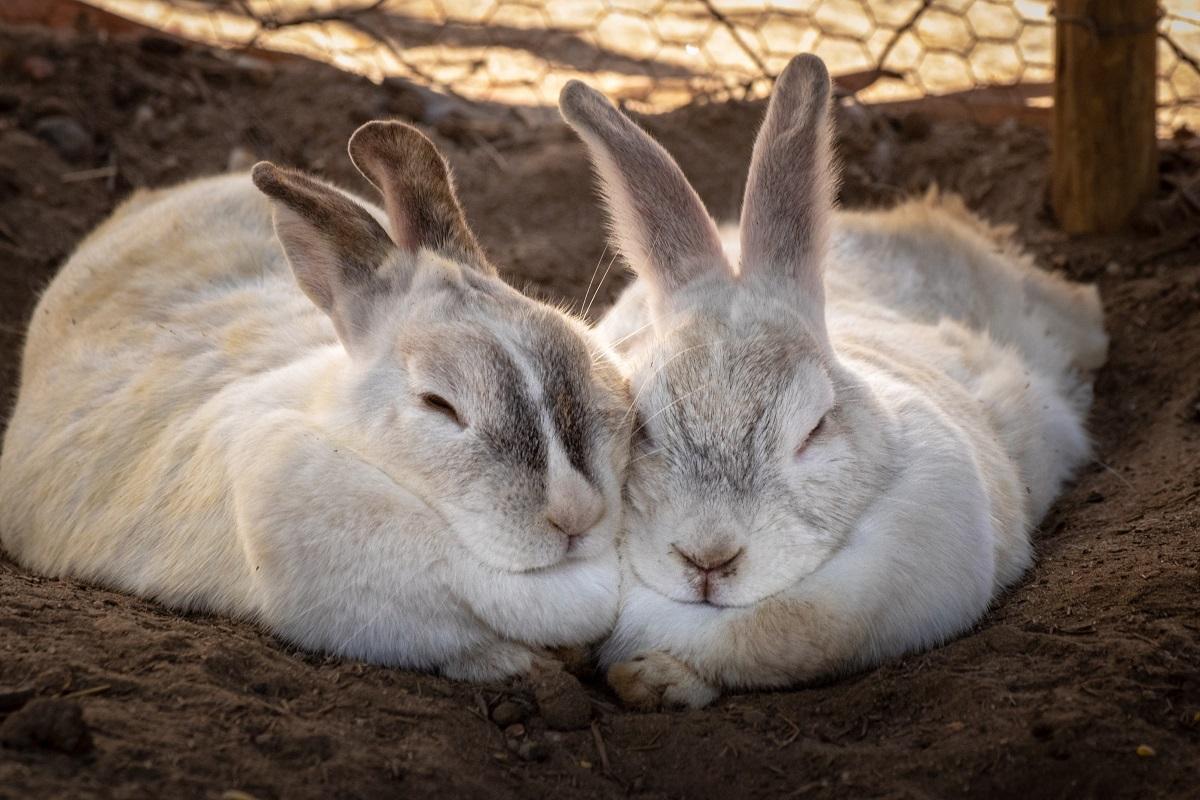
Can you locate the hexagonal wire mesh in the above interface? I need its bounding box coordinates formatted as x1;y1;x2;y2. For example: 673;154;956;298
88;1;1199;130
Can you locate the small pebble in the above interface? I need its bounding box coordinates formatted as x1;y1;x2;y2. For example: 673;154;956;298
0;697;93;754
490;699;527;728
531;668;591;731
33;116;93;163
503;723;525;738
1136;744;1156;757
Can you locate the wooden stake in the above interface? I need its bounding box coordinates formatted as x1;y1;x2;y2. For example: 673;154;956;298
1052;0;1158;234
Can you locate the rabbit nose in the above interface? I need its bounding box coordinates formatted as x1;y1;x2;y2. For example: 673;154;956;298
545;472;604;538
673;544;743;574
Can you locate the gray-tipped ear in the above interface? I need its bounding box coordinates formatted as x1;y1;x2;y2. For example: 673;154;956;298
739;54;836;302
348;121;493;274
559;80;731;308
252;161;399;352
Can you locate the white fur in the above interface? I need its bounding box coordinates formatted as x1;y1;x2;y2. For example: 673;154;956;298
565;57;1106;709
0;166;629;681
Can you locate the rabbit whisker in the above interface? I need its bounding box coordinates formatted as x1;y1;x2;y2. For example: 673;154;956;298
577;243;609;318
631;380;717;438
606;318;656;351
627;447;666;467
622;339;724;421
582;249;619;320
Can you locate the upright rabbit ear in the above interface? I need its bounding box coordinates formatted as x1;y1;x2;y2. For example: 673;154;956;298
739;55;836;308
252;161;402;354
559;80;732;312
348;121;493;274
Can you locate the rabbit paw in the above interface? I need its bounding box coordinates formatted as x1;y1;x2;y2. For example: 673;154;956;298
442;640;538;683
607;651;719;710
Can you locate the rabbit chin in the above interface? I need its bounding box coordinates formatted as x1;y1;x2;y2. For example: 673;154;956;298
444;505;620;574
624;529;838;609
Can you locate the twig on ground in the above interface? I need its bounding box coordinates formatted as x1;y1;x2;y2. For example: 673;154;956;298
60;684;112;699
61;166;119;183
591;721;612;774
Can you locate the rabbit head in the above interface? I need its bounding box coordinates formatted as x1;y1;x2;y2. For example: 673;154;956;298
252;121;632;575
561;55;893;608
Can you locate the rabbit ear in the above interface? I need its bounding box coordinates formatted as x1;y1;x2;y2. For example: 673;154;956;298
252;161;402;353
559;80;732;309
739;54;835;304
348;121;493;274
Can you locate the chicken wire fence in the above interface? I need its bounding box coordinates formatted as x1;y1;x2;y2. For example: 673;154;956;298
89;1;1200;130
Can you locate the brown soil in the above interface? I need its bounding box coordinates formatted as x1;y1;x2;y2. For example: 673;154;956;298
1;22;1199;800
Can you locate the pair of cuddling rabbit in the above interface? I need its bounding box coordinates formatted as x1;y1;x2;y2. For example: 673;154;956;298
0;55;1106;708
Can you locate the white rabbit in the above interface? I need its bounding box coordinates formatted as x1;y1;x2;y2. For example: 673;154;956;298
0;121;633;681
560;54;1107;709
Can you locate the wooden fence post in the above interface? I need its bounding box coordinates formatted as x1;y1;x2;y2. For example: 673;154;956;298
1052;0;1158;234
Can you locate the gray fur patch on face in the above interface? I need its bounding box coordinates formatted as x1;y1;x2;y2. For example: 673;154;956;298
636;318;827;497
478;340;549;477
521;310;602;483
404;324;547;481
401;281;623;495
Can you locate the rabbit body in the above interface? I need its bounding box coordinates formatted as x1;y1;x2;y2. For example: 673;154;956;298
564;57;1105;708
597;196;1105;705
0;125;630;681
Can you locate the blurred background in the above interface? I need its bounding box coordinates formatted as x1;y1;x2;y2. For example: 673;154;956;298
76;0;1200;130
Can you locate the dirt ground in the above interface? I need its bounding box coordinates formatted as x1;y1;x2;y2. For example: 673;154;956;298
1;22;1198;800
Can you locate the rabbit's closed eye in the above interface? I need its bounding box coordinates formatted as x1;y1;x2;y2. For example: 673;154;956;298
795;413;827;458
420;392;464;428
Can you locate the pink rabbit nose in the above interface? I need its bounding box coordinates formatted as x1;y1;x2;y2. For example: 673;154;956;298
545;472;604;538
673;545;743;574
